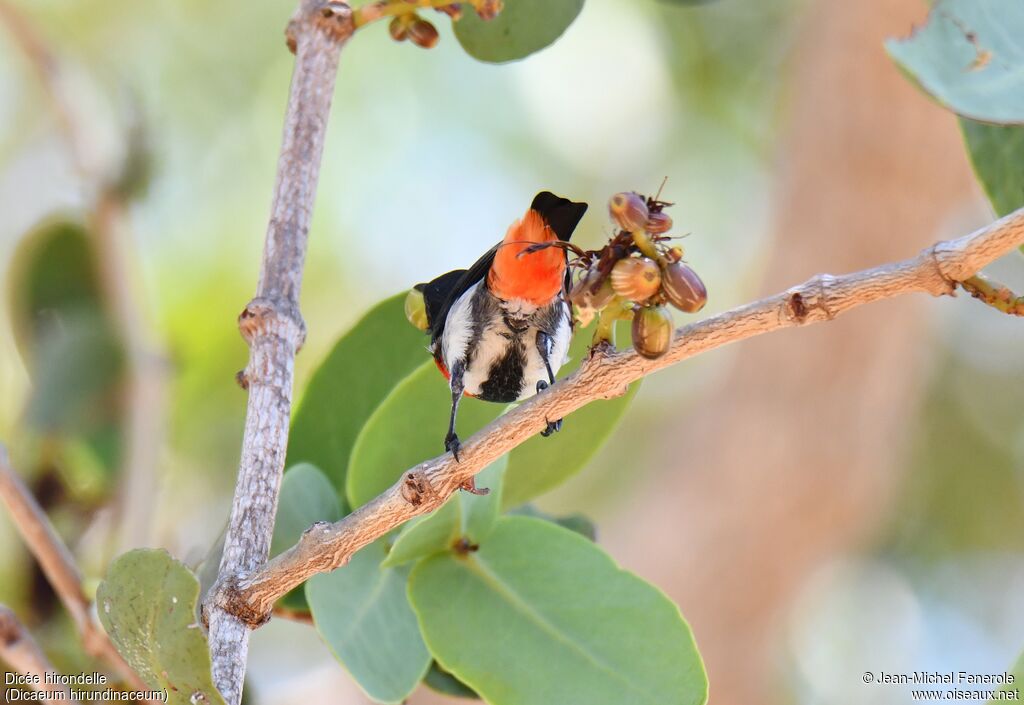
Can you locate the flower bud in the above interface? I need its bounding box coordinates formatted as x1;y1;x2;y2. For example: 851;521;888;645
645;211;673;234
405;288;430;331
476;0;504;20
631;305;673;359
610;256;661;303
661;261;707;313
665;246;684;263
389;17;408;41
408;18;439;48
608;192;650;232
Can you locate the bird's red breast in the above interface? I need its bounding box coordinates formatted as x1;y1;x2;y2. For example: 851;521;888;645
487;208;565;306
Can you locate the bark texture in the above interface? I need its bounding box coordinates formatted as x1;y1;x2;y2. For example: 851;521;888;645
204;3;353;703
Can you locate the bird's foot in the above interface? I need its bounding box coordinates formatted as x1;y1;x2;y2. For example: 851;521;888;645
535;380;563;437
541;418;562;437
445;432;461;462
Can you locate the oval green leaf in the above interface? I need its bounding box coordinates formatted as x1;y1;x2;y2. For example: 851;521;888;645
502;325;639;508
454;0;585;64
423;662;480;700
346;361;504;509
961;119;1024;217
409;516;708;705
288;293;429;510
271;463;342;611
7;220;124;470
383;457;507;568
307;539;431;704
886;0;1024;124
96;550;225;705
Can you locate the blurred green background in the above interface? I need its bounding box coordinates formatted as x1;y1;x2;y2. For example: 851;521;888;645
1;0;1023;703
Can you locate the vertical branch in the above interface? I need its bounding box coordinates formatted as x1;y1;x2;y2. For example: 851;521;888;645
0;605;71;700
204;2;353;703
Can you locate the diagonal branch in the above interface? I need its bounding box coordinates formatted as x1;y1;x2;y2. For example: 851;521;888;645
0;604;70;699
208;206;1024;628
203;2;354;703
0;446;152;695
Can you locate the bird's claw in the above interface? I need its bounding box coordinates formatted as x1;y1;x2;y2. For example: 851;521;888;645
541;418;562;437
535;380;562;437
445;432;462;462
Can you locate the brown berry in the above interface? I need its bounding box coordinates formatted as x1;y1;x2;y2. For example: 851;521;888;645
610;256;661;303
661;261;707;313
608;192;649;232
408;18;439;48
405;288;430;331
645;211;673;234
389;17;409;41
631;305;673;359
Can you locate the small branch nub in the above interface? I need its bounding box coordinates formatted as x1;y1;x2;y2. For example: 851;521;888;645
237;297;307;349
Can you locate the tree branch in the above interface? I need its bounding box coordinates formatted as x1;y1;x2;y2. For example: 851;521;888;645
0;604;70;700
0;446;151;695
203;2;354;703
960;273;1024;316
208;206;1024;627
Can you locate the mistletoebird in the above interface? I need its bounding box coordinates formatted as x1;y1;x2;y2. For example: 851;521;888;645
414;191;588;481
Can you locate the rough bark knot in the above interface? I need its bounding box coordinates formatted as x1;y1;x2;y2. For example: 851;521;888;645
400;471;436;508
207;579;271;631
237;297;307;348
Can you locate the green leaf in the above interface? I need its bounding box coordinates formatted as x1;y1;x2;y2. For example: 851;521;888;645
510;504;597;541
307;539;431;704
288;293;428;510
990;649;1024;703
96;549;225;705
502;327;640;508
270;463;342;611
346;361;504;509
454;0;585;64
885;0;1024;124
961;119;1024;217
383;457;507;568
423;662;480;700
6;220;124;465
409;516;707;705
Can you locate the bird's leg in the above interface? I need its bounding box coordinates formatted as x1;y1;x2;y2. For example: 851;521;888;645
446;361;489;495
535;331;562;437
445;360;465;460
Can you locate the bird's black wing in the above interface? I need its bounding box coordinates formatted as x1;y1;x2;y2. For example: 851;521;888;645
416;245;497;345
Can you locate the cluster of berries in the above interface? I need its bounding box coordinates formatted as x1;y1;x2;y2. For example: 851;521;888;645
388;0;503;49
569;191;706;360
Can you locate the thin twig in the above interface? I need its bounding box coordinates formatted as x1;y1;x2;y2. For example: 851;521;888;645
0;0;167;552
203;2;354;703
352;0;464;27
0;446;152;695
960;273;1024;316
207;207;1024;627
0;604;71;699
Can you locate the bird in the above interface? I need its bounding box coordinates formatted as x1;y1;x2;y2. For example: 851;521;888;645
414;191;588;488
